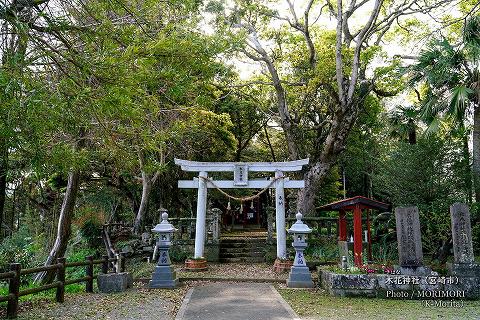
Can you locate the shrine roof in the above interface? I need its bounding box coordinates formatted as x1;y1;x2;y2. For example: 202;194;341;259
317;196;390;212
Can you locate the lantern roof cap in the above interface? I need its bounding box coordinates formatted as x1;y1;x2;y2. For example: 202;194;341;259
288;213;312;234
152;209;176;233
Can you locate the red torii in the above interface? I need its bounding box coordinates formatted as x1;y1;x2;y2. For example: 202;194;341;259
317;196;390;267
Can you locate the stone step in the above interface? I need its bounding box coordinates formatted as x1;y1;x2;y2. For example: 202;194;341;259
218;243;267;250
219;244;266;250
220;247;266;253
219;239;267;245
219;251;265;258
219;257;265;263
219;233;269;262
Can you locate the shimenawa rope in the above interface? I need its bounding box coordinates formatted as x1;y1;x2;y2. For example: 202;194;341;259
199;175;284;202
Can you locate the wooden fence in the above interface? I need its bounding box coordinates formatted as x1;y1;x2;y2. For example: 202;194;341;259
0;253;126;319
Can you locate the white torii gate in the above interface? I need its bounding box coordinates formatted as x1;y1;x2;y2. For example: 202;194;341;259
175;158;309;260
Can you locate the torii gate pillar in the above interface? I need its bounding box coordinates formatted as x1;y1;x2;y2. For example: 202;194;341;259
194;171;208;258
275;170;287;259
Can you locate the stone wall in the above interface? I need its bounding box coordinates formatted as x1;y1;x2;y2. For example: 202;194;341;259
318;268;480;299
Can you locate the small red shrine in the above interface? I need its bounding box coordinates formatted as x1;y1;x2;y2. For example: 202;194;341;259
317;196;390;267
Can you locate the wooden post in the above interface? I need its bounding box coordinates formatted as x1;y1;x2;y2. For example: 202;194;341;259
367;210;372;262
56;257;66;303
102;255;109;274
338;209;347;241
86;256;94;293
7;263;20;318
353;205;363;267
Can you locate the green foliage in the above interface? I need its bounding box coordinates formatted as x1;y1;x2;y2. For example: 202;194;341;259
64;248;98;279
303;236;338;262
340;95;385;197
470;202;480;255
0;226;43;273
408;17;479;126
2;0;479;276
169;246;191;262
371;238;398;265
373;135;467;256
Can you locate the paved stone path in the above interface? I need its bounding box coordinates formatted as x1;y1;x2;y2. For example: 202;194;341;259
175;283;299;320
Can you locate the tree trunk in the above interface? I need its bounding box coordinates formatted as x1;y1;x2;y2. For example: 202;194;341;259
408;119;417;144
35;170;81;283
473;106;480;203
0;137;7;241
264;124;276;162
297;109;359;215
297;162;333;215
133;171;152;235
462;134;473;204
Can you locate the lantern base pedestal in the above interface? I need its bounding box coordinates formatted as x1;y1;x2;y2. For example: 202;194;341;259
149;265;178;288
286;266;314;288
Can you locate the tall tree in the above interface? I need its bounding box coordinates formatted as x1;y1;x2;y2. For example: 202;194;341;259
408;16;480;201
209;0;452;215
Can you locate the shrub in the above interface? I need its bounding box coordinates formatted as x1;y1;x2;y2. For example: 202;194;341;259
169;246;190;262
74;207;105;248
0;226;43;272
64;247;98;279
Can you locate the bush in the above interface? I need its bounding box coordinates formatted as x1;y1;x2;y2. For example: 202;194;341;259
0;226;43;272
74;208;105;248
64;247;98;279
264;244;277;263
169;246;190;262
304;237;338;262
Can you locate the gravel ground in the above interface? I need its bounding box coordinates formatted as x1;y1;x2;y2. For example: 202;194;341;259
8;263;290;319
14;282;190;320
130;260;290;281
178;262;289;281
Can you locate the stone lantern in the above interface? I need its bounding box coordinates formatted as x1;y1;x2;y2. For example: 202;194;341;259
149;208;179;288
286;212;314;288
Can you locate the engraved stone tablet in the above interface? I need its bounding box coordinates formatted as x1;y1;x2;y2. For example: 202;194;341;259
450;203;474;264
395;206;424;267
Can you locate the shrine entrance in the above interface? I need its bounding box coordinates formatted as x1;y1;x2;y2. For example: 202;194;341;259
222;197;265;230
175;158;308;260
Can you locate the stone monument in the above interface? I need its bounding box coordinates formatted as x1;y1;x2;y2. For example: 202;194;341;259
394;206;431;275
448;203;480;277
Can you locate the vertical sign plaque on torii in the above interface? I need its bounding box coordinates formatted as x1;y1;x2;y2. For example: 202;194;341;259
234;164;248;186
175;158;308;260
